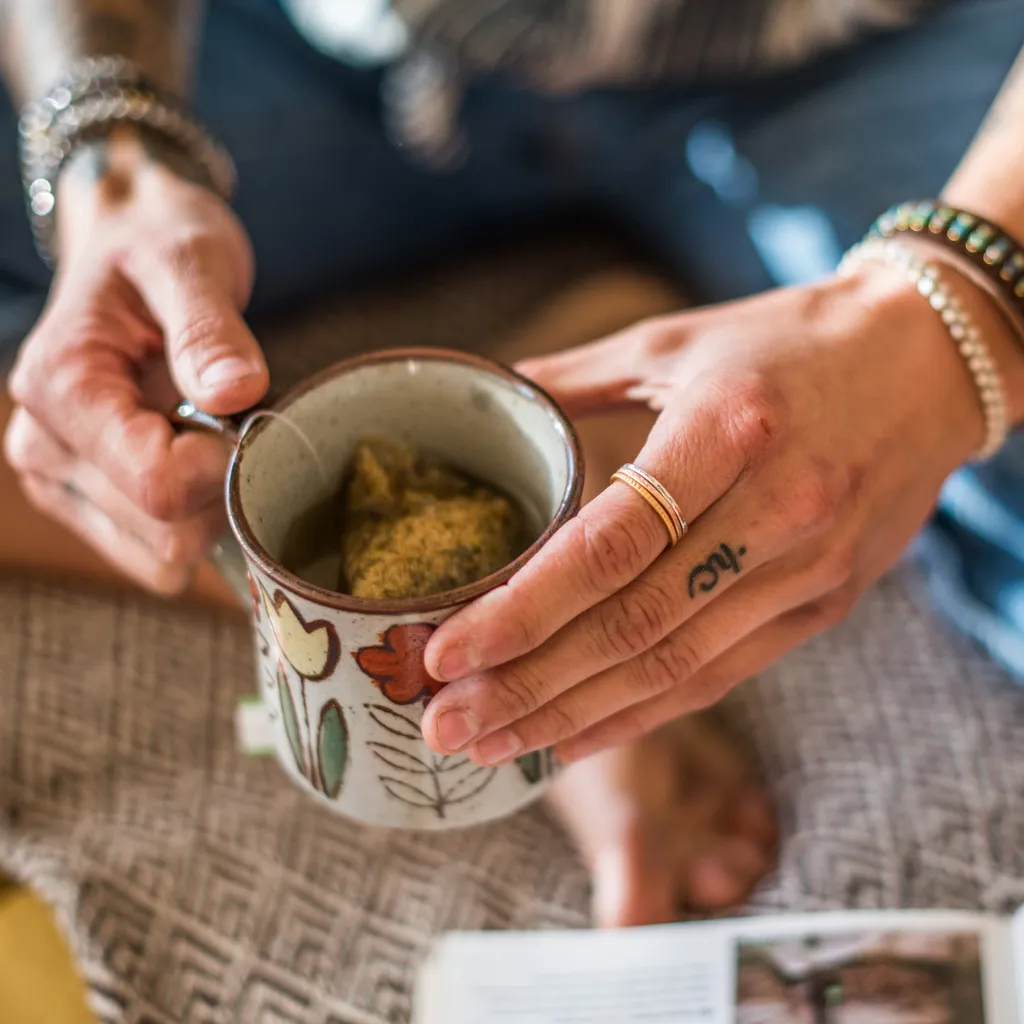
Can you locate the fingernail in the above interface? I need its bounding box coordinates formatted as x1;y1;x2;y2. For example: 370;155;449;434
435;641;481;682
199;357;260;391
474;730;524;765
435;708;479;752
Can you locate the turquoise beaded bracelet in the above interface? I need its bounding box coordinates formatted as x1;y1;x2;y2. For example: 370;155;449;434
869;200;1024;349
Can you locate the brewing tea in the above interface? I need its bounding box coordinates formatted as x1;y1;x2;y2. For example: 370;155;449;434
338;438;528;599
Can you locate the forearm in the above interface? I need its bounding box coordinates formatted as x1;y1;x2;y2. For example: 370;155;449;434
929;45;1024;427
1;0;215;260
0;0;202;104
944;46;1024;237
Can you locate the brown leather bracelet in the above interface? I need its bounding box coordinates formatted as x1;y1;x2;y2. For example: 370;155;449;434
870;200;1024;350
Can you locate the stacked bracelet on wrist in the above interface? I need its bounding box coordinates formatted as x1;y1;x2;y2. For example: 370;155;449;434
869;199;1024;352
18;55;236;265
839;236;1009;460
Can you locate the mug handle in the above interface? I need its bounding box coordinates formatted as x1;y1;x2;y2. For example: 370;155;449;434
172;397;271;609
172;398;256;440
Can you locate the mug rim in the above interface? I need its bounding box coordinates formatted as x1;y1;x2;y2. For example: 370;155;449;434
226;347;585;614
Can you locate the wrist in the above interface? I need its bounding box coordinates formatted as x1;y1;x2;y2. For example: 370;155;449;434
20;59;235;265
898;236;1024;428
837;253;1001;468
59;122;214;191
54;126;198;258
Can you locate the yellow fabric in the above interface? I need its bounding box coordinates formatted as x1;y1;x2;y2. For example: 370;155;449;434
0;881;95;1024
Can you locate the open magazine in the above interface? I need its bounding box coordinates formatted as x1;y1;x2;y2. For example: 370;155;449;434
414;908;1024;1023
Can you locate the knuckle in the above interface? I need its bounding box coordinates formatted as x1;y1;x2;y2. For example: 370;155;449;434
6;361;32;408
22;476;75;530
593;576;678;662
634;629;703;697
499;593;549;655
685;674;733;713
133;465;185;522
156;230;219;277
574;509;652;590
606;704;660;749
7;334;57;410
574;710;641;759
147;568;193;598
780;461;846;534
20;474;56;514
155;525;200;568
816;543;857;593
53;360;102;416
172;311;236;363
3;414;35;473
636;316;678;356
720;376;789;463
592;603;649;662
537;698;585;745
493;665;541;721
802;589;857;632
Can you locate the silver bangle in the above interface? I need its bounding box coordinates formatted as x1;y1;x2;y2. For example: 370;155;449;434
838;236;1009;461
18;56;236;265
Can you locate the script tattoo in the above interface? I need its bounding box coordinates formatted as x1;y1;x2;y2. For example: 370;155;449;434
687;544;746;599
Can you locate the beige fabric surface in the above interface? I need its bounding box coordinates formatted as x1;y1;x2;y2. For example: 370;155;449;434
3;566;1024;1023
0;574;590;1024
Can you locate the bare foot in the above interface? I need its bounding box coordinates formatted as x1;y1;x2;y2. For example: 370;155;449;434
546;713;777;928
498;271;774;925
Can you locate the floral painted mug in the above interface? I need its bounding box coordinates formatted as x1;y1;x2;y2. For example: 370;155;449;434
177;349;583;830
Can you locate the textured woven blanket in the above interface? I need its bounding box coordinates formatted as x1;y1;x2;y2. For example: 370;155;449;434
2;568;1023;1023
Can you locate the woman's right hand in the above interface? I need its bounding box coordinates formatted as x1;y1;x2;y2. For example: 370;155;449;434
3;135;268;594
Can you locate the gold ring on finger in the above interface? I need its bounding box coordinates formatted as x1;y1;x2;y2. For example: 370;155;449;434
610;463;688;549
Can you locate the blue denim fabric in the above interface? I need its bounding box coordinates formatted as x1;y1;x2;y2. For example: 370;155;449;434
0;0;1022;676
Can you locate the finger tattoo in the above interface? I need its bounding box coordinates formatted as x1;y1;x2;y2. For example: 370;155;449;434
687;543;747;599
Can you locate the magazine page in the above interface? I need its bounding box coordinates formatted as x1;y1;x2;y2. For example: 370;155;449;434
414;909;1016;1024
1010;906;1024;1024
727;910;1014;1024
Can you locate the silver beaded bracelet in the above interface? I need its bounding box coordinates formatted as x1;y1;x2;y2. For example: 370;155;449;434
838;236;1009;460
19;56;236;265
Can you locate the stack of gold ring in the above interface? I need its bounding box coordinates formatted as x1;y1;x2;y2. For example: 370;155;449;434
610;463;688;548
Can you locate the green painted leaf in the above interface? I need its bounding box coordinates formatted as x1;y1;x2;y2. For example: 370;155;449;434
279;668;306;778
515;749;554;786
317;699;348;799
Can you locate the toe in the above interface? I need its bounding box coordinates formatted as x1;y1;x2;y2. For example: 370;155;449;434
591;826;677;929
686;837;769;910
731;787;778;849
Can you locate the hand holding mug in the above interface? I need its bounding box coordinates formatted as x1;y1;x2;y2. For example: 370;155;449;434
421;264;995;764
4;140;268;593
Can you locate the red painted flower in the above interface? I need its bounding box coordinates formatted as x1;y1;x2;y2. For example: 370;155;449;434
353;623;444;705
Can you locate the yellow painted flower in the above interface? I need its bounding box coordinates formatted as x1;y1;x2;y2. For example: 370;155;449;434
261;585;340;681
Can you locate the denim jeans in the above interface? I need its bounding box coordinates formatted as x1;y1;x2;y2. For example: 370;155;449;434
1;0;1022;676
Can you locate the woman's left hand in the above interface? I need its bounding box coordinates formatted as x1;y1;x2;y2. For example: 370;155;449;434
420;262;987;764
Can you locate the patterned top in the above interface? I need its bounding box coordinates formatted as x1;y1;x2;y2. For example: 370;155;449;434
282;0;935;163
283;0;933;87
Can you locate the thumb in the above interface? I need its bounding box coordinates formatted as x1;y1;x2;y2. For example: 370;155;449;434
515;327;656;419
127;239;269;416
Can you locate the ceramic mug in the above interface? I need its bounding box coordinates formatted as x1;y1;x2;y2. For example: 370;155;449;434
177;348;583;830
